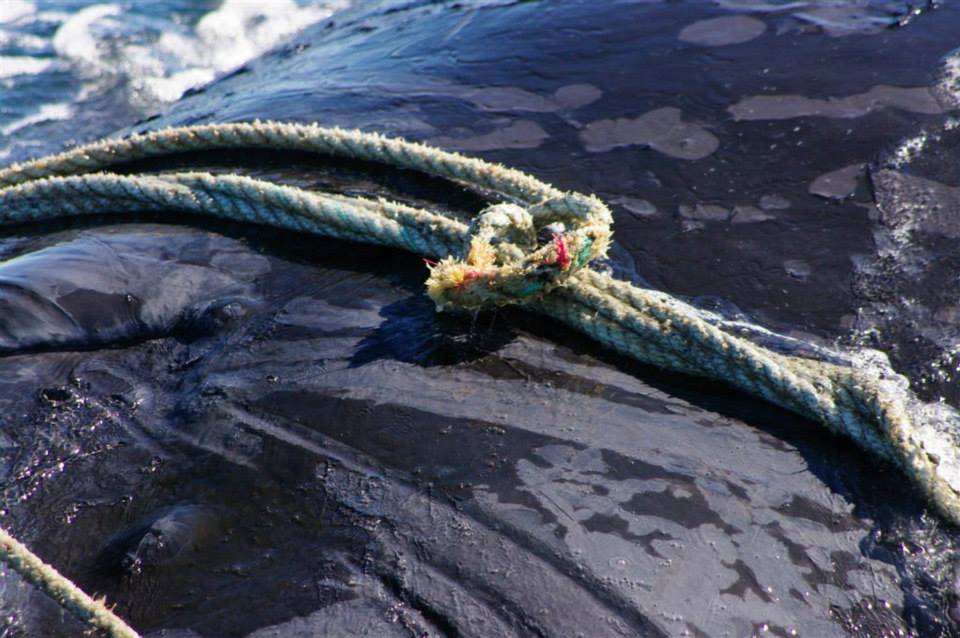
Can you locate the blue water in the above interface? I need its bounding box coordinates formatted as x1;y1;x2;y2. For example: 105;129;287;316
0;0;349;162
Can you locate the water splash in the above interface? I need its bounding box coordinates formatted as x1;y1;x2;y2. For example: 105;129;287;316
0;0;350;161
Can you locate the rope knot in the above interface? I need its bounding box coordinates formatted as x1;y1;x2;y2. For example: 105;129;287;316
425;193;612;310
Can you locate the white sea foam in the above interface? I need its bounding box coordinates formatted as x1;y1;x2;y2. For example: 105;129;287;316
885;49;960;170
0;0;34;25
51;4;122;70
0;55;56;79
136;0;348;104
0;0;350;158
195;0;342;73
47;0;347;106
938;48;960;110
0;28;47;51
889;131;930;168
1;102;73;136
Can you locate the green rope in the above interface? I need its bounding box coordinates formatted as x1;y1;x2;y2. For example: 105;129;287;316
0;120;958;636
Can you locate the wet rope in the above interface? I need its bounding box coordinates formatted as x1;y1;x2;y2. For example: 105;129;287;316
0;120;957;636
0;527;139;638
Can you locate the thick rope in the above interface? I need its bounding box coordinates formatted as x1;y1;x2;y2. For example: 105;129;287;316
0;120;957;636
0;527;139;637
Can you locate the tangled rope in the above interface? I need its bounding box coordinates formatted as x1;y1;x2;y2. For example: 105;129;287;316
0;120;957;636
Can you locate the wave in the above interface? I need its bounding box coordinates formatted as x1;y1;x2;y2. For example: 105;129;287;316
0;0;349;160
0;0;34;25
0;54;56;79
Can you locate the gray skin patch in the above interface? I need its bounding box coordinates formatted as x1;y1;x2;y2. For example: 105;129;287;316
784;259;812;280
613;196;659;219
678;16;767;46
581;107;720;159
809;163;864;200
678;203;731;222
759;194;791;210
430;119;548;151
731;205;774;224
324;75;603;116
465;83;603;113
730;85;944;120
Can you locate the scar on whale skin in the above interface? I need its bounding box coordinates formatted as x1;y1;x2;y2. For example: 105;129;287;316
729;85;944;121
678;16;767;47
580;107;719;160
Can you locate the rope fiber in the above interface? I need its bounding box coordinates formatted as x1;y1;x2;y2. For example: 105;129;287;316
0;120;957;636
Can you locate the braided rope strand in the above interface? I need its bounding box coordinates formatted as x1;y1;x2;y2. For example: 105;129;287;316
0;527;139;637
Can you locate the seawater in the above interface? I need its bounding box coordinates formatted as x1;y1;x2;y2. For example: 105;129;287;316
0;0;349;162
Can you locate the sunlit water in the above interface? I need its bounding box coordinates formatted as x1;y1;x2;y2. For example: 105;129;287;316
0;0;348;161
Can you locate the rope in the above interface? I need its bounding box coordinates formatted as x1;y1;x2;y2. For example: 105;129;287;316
0;120;957;635
0;527;139;637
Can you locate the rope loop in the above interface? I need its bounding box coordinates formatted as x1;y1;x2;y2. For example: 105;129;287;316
425;193;612;310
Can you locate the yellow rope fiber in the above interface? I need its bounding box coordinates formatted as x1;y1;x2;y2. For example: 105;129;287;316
0;527;138;637
0;121;958;636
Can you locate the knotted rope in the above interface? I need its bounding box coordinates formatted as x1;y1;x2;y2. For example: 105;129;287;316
0;120;957;636
427;197;610;309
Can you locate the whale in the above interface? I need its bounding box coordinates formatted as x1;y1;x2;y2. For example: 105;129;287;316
3;1;960;636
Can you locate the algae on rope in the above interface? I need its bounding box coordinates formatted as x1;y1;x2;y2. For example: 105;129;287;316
0;121;959;637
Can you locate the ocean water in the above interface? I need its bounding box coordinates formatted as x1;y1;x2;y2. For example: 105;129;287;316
0;0;349;161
